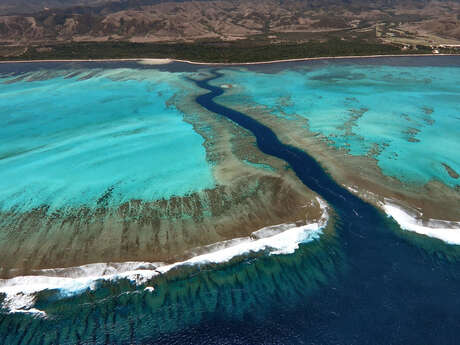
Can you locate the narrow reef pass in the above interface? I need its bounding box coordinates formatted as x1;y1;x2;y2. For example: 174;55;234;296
193;71;385;228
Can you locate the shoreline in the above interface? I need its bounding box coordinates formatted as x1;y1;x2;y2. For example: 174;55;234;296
0;53;459;66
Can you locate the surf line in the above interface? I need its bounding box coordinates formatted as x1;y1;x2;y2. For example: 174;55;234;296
191;70;390;233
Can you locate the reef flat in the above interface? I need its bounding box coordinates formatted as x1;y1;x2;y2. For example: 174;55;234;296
0;63;322;278
211;56;460;241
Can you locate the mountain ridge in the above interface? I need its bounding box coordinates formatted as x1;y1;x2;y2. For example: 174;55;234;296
0;0;459;60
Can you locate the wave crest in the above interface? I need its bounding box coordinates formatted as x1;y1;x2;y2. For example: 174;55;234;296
0;197;329;316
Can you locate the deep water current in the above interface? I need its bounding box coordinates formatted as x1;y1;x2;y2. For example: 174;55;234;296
194;71;380;223
187;71;460;344
1;67;460;345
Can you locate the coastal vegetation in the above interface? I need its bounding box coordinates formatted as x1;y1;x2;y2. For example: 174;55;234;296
0;0;459;62
1;39;435;63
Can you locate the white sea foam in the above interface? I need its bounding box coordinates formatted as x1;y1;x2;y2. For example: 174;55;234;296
382;200;460;245
344;186;460;245
0;263;162;316
0;198;329;316
345;185;359;194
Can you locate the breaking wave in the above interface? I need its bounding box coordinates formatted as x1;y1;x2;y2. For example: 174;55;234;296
382;199;460;245
0;198;329;316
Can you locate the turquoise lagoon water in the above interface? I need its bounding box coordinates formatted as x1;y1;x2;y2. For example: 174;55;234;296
0;68;214;212
213;64;460;187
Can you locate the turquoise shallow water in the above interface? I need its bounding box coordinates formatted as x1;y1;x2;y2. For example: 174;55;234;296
0;68;214;212
213;64;460;187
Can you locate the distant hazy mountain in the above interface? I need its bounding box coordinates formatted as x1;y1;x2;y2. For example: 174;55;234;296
0;0;117;15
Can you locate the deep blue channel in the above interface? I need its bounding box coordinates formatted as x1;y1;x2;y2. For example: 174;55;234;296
168;71;460;345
